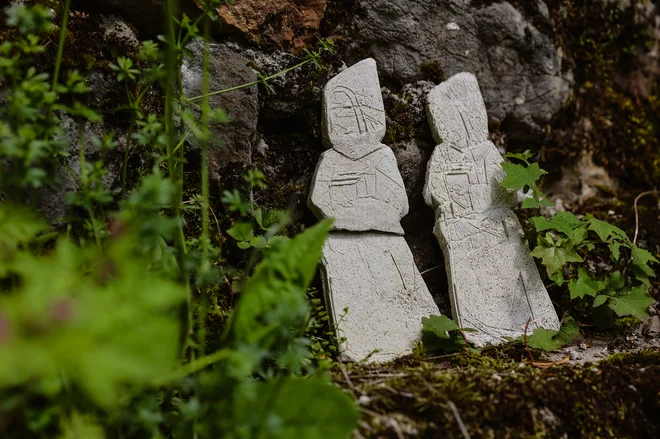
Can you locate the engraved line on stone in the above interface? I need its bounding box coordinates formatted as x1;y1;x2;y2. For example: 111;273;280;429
520;273;537;325
390;251;408;291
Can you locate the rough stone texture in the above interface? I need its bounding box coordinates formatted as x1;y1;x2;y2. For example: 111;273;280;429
325;0;572;147
424;73;560;346
81;0;201;37
181;40;258;178
37;115;125;224
310;59;439;362
309;147;408;234
217;0;327;52
321;232;439;363
321;58;386;156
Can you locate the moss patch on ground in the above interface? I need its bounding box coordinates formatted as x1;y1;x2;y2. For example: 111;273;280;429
335;348;660;438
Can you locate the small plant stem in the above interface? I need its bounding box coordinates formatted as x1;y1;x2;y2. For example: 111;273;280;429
121;82;135;198
523;317;534;364
151;348;231;387
78;124;100;247
200;14;211;266
185;58;311;102
633;189;658;245
52;0;71;90
165;0;191;356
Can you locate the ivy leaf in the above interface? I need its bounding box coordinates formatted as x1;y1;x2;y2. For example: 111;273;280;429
422;315;459;334
521;197;541;209
527;317;579;351
607;286;655;321
227;222;254;246
421;315;465;353
608;241;622;261
568;268;605;299
531;239;583;275
530;212;586;243
630;245;658;278
586;216;627;242
501;162;546;191
504;150;533;163
604;271;625;292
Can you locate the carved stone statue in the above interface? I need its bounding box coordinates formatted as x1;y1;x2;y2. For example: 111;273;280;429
424;72;560;346
309;59;439;363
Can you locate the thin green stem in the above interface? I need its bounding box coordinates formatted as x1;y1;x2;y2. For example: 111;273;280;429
52;0;71;89
78;124;100;248
200;15;211;267
165;0;191;357
151;348;231;387
185;59;311;102
121;82;135;198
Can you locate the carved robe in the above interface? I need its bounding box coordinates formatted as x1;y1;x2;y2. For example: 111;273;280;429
424;72;560;346
309;58;439;362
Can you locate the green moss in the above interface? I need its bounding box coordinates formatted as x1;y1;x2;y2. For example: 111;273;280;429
336;349;660;438
383;95;415;144
419;60;446;83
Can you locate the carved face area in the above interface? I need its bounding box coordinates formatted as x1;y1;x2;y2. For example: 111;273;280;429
427;72;489;149
322;59;387;159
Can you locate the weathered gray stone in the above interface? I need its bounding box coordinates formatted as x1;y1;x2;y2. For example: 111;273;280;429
326;0;572;146
310;59;439;362
309;147;408;235
424;72;560;346
182;40;258;178
37;114;125;224
321;58;387;159
322;233;439;362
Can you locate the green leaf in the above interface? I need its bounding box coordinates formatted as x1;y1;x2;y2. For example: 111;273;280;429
252;207;283;231
607;286;655;321
0;204;48;253
630;245;658;277
501;162;546;191
586;216;628;242
504;150;533;163
226;220;332;347
603;271;625;292
420;315;466;353
592;295;609;308
253;378;358;439
527;317;579;351
227;222;255;244
531;239;583;275
608;241;622;261
530;212;586;243
422;315;459;334
521;197;541;209
568;268;605;299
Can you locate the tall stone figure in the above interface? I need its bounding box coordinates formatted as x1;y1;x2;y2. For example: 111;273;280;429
309;59;439;363
424;72;560;346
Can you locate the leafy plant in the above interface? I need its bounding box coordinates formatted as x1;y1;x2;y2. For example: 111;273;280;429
502;151;657;331
0;2;356;438
526;316;580;351
420;315;471;353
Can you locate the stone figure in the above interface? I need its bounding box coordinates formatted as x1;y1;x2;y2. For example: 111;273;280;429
424;72;560;346
309;58;439;363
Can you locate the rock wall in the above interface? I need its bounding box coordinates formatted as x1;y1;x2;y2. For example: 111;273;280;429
28;0;660;307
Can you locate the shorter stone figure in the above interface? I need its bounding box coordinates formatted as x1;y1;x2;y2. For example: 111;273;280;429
309;58;439;363
424;72;560;346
